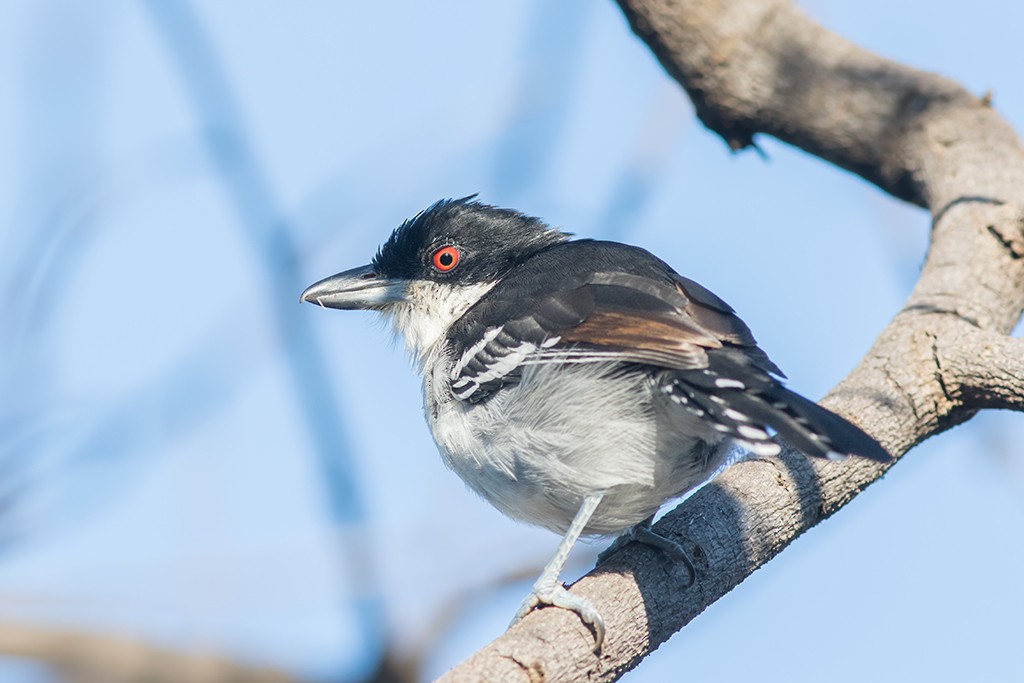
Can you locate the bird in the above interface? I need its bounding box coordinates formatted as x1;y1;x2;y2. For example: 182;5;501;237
300;196;890;651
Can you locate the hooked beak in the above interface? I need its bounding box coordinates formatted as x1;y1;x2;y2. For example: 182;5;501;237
300;264;410;310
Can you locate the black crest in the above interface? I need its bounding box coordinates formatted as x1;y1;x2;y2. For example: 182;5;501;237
372;196;570;283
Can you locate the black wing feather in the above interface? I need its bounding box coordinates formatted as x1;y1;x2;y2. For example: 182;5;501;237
445;240;889;462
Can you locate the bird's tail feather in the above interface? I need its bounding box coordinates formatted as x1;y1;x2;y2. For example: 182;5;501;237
728;384;890;462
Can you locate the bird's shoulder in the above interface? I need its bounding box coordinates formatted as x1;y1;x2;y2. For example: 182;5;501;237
444;239;782;402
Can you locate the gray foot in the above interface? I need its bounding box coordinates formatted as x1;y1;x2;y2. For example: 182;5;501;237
599;520;696;587
510;580;606;653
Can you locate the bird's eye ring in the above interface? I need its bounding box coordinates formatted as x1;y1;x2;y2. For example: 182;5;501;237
431;245;460;272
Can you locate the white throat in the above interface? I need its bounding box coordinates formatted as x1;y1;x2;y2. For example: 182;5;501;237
385;280;496;368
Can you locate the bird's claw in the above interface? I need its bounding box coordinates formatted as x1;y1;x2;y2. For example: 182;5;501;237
598;521;696;587
510;581;606;653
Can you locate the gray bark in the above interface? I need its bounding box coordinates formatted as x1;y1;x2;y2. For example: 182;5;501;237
439;1;1024;680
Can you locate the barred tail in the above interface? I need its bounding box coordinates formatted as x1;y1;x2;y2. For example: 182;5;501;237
727;384;890;462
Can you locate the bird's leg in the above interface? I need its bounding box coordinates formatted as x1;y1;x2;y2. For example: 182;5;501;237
597;515;696;587
510;494;606;652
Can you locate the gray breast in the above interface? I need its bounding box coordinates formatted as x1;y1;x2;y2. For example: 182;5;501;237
424;359;729;535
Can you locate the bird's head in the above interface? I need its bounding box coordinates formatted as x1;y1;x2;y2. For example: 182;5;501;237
301;197;569;362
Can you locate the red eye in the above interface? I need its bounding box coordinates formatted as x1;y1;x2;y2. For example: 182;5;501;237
431;245;460;272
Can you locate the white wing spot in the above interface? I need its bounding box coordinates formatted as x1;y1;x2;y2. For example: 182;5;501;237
452;325;504;379
453;384;476;400
714;378;746;389
739;440;782;456
737;425;769;440
472;342;537;385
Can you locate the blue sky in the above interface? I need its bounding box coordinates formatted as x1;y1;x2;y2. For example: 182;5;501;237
0;2;1022;681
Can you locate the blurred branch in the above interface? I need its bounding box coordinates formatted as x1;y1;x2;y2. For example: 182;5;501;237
441;0;1024;680
595;83;685;240
0;622;298;683
490;1;590;200
141;0;384;664
140;0;367;524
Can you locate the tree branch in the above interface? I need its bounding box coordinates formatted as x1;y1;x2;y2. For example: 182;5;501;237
0;622;298;683
439;1;1024;680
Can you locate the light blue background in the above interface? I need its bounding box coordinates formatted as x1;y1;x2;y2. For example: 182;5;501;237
0;2;1021;681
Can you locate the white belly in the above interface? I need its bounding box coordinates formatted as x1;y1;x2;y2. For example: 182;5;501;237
424;358;726;535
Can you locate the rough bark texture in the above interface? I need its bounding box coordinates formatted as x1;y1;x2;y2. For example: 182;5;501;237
440;1;1024;681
